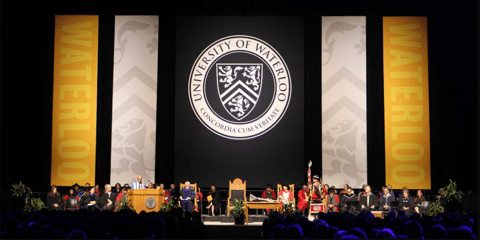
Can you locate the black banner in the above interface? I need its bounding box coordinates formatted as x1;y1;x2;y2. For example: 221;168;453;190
174;16;304;188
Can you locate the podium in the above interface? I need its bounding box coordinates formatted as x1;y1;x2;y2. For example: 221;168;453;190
128;189;165;213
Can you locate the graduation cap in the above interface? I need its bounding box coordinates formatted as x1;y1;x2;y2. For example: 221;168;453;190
313;175;320;180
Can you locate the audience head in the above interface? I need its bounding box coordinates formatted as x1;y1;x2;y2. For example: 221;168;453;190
404;220;423;239
211;184;217;191
403;190;409;198
271;224;285;239
344;184;349;191
346;227;366;239
73;183;80;191
347;187;353;195
302;183;308;190
137;175;143;183
84;183;90;188
282;184;290;191
88;187;95;194
428;224;446;239
184;181;190;188
447;226;476;239
115;183;121;190
170;183;175;189
376;228;396;239
148;182;153;189
67;229;87;239
105;184;111;193
124;183;129;188
384;187;390;195
95;184;100;190
285;224;303;239
159;183;164;189
69;189;74;195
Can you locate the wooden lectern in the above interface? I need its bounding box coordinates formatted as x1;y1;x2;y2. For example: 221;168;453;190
128;189;165;213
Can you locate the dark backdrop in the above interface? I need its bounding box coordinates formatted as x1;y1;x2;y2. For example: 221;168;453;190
1;1;478;195
174;16;304;188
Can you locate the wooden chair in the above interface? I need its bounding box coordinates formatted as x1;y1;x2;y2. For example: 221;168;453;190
179;183;198;211
227;178;246;216
277;183;295;206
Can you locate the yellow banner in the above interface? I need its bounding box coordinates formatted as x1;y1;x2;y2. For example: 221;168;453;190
383;17;431;189
51;15;98;186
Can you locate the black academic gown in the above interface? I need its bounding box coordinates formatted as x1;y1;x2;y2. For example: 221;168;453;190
360;192;378;210
47;194;63;211
399;196;414;215
340;193;357;212
80;194;101;210
101;192;117;211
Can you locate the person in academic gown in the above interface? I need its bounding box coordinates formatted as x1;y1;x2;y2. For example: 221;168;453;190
297;183;310;214
379;187;394;212
399;190;414;216
340;187;357;213
360;185;378;211
278;184;294;204
101;184;117;211
47;185;63;211
205;184;221;216
79;187;101;210
180;181;196;212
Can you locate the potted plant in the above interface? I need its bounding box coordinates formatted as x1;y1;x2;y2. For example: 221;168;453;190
427;201;444;217
11;181;45;212
230;199;245;225
438;179;463;213
160;199;175;212
114;194;135;212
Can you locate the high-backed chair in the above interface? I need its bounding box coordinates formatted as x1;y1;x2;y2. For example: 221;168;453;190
179;183;198;211
64;198;78;211
227;178;246;216
277;183;295;206
419;201;431;217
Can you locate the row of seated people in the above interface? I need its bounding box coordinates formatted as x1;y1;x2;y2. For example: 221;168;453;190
46;184;122;211
321;185;428;216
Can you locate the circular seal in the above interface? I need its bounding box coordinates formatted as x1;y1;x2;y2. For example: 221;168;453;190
188;35;291;140
145;197;157;209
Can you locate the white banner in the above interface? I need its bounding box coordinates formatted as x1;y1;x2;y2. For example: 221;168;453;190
322;17;367;188
110;16;158;185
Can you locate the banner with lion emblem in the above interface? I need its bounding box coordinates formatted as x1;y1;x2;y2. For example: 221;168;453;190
321;17;367;188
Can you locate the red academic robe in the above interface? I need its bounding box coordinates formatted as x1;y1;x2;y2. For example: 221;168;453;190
312;183;327;201
279;190;294;202
114;191;126;212
297;189;310;211
262;190;276;199
262;190;276;213
195;192;203;212
164;190;171;204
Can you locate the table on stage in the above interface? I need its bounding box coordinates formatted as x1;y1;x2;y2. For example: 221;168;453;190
245;201;282;225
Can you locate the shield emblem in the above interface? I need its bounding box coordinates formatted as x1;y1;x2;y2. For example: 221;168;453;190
217;63;263;120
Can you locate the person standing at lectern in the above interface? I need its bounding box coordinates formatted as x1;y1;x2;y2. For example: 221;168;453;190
180;181;196;212
101;184;117;211
131;175;145;189
360;185;377;211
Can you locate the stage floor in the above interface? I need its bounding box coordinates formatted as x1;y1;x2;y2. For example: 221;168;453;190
201;214;267;225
